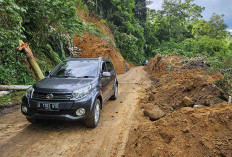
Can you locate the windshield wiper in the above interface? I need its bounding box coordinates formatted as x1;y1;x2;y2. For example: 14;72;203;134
76;76;95;78
52;75;77;78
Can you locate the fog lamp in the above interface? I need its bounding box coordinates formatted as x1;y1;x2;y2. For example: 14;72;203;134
76;108;86;116
22;106;28;113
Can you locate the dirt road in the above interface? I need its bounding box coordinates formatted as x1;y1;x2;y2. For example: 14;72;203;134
0;67;151;157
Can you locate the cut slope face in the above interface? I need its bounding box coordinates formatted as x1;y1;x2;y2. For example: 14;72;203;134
125;54;232;157
73;11;130;74
73;33;129;74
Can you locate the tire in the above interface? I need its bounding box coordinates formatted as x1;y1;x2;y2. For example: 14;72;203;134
110;82;118;100
26;117;40;124
85;99;101;128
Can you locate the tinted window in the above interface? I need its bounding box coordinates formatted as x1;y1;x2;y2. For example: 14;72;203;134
51;60;98;78
102;62;107;72
106;62;113;72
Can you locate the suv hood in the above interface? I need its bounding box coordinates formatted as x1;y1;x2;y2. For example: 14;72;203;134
34;77;94;93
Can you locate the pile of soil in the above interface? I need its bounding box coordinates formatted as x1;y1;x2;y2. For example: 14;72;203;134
73;10;131;74
125;54;232;157
125;103;232;157
143;54;226;113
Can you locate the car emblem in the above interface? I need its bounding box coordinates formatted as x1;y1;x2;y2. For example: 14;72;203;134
46;94;53;99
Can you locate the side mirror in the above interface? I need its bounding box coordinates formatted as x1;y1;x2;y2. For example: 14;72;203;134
45;71;51;77
102;72;111;78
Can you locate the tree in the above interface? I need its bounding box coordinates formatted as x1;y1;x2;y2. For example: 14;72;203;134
16;0;85;58
192;14;228;39
209;13;228;39
159;0;204;41
0;0;25;49
134;0;148;26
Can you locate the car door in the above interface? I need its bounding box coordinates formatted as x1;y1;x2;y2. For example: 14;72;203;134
106;61;115;96
100;62;110;101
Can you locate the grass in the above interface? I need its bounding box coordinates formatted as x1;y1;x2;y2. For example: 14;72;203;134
0;91;25;106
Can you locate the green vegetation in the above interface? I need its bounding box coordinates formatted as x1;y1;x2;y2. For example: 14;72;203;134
1;0;232;88
0;91;25;106
0;0;108;85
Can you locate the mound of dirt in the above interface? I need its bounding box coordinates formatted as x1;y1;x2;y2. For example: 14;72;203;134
143;54;226;113
125;103;232;157
124;54;231;157
73;10;131;74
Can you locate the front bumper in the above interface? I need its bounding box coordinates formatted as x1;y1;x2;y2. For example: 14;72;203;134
21;94;95;121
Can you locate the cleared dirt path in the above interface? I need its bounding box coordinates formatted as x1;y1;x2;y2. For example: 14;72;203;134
0;67;151;157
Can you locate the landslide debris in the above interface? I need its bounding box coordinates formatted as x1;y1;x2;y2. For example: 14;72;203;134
143;54;227;114
125;54;232;157
126;103;232;157
73;11;131;74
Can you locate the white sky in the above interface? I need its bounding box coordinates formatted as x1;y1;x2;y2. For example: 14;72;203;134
148;0;232;29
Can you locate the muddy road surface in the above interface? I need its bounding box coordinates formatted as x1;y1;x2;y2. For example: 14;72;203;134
0;67;151;157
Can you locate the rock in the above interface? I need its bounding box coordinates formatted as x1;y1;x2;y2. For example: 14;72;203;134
193;75;208;88
143;104;166;121
202;88;206;92
182;126;190;133
182;96;194;107
151;89;158;94
193;105;204;108
148;93;155;101
203;99;210;106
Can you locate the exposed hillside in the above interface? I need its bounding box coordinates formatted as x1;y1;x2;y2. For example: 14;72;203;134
74;10;131;74
0;1;131;85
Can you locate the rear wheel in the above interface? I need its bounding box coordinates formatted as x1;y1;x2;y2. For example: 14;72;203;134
110;82;118;100
85;99;101;128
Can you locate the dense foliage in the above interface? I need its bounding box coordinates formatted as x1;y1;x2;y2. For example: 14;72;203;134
82;0;146;63
1;0;232;86
0;0;85;84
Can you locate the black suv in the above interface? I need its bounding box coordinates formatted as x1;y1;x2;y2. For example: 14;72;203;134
21;57;118;128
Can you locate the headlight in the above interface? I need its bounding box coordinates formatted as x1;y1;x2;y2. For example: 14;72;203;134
26;86;34;98
72;85;92;100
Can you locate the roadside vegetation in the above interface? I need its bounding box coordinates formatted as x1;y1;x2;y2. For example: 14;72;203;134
1;0;232;91
0;91;24;106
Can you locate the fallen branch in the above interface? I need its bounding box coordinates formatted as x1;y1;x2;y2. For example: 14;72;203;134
0;85;31;91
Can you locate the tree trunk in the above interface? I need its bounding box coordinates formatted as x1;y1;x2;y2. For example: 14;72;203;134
17;40;44;81
0;85;31;91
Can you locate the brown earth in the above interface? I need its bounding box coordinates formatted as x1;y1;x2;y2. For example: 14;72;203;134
124;54;232;157
73;33;130;75
144;54;226;113
73;9;131;75
125;103;232;157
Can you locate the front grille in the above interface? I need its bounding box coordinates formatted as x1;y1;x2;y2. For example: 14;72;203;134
32;92;73;100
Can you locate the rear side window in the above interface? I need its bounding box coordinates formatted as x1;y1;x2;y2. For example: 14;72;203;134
106;62;114;72
102;62;108;72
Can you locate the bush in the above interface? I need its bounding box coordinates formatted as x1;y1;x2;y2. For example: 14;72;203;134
115;31;144;64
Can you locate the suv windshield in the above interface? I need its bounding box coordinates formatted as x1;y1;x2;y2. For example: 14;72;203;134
51;60;98;78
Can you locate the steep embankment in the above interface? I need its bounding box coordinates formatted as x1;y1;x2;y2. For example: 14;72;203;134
125;54;232;157
74;11;130;74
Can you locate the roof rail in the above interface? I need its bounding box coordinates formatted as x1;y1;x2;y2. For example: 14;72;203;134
98;57;110;60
